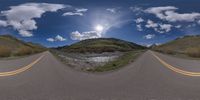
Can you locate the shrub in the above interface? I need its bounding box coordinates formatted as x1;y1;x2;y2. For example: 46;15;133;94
185;47;200;58
14;46;33;56
155;48;175;55
0;46;11;57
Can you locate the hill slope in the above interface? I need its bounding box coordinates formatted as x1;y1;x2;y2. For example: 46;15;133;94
58;38;145;53
0;35;46;57
153;35;200;57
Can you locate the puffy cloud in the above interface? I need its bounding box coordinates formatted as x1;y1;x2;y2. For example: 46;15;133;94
0;3;66;37
63;8;88;16
159;24;172;32
71;31;101;40
135;18;144;23
47;35;66;42
145;6;200;22
135;18;145;31
145;20;158;28
144;34;155;39
145;20;172;33
19;30;33;37
55;35;66;41
145;6;177;19
136;24;143;31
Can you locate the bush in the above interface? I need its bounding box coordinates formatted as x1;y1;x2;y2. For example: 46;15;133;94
185;47;200;58
155;48;175;55
14;46;33;56
0;46;11;57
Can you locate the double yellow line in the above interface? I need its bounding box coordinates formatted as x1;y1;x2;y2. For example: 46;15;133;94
151;52;200;77
0;55;44;77
1;52;198;77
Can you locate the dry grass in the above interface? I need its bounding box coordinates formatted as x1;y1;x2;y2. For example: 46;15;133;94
14;46;33;56
185;47;200;58
154;48;176;55
0;46;11;57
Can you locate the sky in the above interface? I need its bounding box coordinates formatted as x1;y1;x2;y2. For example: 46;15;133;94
0;0;200;47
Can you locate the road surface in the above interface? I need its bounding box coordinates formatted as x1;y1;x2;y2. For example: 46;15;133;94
0;51;200;100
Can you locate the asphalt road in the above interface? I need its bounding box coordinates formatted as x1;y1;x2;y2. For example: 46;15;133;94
0;51;200;100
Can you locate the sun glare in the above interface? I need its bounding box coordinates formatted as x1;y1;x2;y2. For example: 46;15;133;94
95;25;104;32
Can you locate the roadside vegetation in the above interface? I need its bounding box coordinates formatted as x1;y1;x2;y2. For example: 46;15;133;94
185;47;200;58
153;35;200;58
52;38;146;72
0;46;12;57
14;46;34;56
0;35;46;58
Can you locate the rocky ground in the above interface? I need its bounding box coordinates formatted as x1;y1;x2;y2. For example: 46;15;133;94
52;50;124;71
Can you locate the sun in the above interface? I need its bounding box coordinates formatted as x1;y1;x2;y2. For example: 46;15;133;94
95;25;104;32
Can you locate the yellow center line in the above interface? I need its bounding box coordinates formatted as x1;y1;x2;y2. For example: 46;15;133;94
0;55;44;77
151;52;200;77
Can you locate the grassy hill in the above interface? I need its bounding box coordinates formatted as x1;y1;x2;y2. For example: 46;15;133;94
57;38;146;53
153;35;200;57
0;35;46;57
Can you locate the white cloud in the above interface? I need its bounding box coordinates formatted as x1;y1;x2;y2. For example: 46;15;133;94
145;20;172;33
0;20;8;27
145;6;200;22
71;31;101;40
135;18;144;23
0;3;66;37
55;35;66;41
145;20;158;28
107;8;116;13
47;35;66;42
175;25;181;28
63;8;88;16
159;24;172;32
130;6;143;15
47;38;55;42
63;12;83;16
135;18;145;31
19;30;33;37
75;8;88;12
144;34;155;39
136;24;143;31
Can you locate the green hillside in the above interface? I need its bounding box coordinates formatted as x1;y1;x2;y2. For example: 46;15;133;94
153;35;200;57
0;35;46;57
58;38;146;53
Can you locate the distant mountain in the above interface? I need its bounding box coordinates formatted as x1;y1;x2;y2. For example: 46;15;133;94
57;38;146;53
153;35;200;55
0;35;46;57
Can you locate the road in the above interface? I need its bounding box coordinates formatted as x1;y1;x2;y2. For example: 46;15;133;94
0;51;200;100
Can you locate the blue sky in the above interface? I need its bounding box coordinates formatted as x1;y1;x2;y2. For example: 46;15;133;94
0;0;200;47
